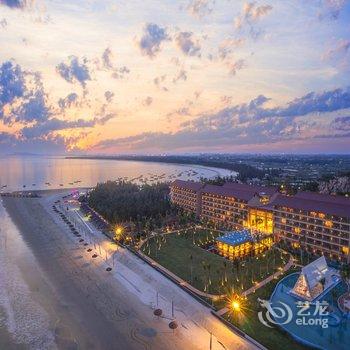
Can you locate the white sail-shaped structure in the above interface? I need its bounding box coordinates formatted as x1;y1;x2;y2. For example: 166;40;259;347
291;256;339;301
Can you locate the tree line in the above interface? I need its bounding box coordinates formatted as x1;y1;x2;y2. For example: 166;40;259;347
87;180;173;228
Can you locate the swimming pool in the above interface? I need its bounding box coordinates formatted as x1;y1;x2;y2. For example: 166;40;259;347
268;273;349;350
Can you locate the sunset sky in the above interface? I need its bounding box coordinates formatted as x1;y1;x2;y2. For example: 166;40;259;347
0;0;349;154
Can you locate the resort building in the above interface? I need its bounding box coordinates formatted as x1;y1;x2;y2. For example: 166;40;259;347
216;229;273;260
200;182;277;230
291;256;340;301
169;180;204;216
170;180;350;263
271;192;350;263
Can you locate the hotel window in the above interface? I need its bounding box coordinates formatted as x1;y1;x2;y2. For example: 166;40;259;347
324;220;333;228
281;218;287;224
342;246;349;255
294;227;301;234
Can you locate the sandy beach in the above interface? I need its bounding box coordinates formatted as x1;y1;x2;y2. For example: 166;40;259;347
0;190;257;350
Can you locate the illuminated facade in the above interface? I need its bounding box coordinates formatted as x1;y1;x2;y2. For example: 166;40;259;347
291;256;340;301
169;180;203;216
200;185;249;229
272;192;350;263
170;180;350;263
200;183;277;230
216;230;273;260
248;208;274;234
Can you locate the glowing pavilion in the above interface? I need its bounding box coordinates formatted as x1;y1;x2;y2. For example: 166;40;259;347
215;229;273;259
291;256;340;301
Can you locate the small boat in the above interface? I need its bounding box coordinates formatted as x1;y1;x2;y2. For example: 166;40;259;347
23;185;26;188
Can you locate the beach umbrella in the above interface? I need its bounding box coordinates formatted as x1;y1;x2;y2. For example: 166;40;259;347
153;309;162;317
168;321;178;333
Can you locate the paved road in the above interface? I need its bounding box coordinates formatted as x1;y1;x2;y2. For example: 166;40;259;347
2;191;258;350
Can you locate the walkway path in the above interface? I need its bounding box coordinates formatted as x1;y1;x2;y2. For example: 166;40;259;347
217;253;295;316
50;192;259;350
242;253;294;297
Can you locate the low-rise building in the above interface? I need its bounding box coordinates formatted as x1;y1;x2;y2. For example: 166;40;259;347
216;229;273;260
291;256;340;301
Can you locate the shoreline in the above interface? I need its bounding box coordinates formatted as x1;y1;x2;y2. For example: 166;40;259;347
0;192;257;350
1;196;167;350
65;155;238;177
0;157;235;193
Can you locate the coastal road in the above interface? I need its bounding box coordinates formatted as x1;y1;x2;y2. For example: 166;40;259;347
1;191;258;350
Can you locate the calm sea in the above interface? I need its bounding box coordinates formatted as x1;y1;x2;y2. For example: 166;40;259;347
0;156;235;192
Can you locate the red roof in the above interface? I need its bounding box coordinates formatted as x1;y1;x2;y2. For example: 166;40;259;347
270;193;350;218
170;179;204;192
201;184;258;201
294;191;350;206
223;182;277;196
172;180;277;202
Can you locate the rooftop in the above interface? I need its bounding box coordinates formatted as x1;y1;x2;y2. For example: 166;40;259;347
170;180;350;218
201;184;256;201
170;179;204;192
216;229;252;246
270;193;350;218
291;256;340;301
223;182;277;196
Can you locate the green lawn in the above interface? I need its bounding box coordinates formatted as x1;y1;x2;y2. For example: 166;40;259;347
142;227;309;350
141;227;289;295
222;268;312;350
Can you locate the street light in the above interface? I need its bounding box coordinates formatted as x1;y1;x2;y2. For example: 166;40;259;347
114;226;123;240
231;300;240;311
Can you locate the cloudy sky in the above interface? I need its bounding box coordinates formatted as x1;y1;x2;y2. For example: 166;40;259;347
0;0;349;154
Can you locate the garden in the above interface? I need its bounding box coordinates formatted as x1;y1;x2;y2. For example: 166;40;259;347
141;227;289;295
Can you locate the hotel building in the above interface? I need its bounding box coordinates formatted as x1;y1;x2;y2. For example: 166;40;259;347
169;179;204;216
200;182;277;231
169;180;350;263
271;192;350;263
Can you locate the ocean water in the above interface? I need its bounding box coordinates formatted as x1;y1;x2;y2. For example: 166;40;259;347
0;156;235;348
0;201;56;349
0;156;235;192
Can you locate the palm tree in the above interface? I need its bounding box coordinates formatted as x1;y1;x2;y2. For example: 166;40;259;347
201;261;207;292
189;254;194;285
223;261;228;283
207;263;211;287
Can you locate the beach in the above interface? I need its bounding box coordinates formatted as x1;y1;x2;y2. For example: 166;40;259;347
0;190;256;350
